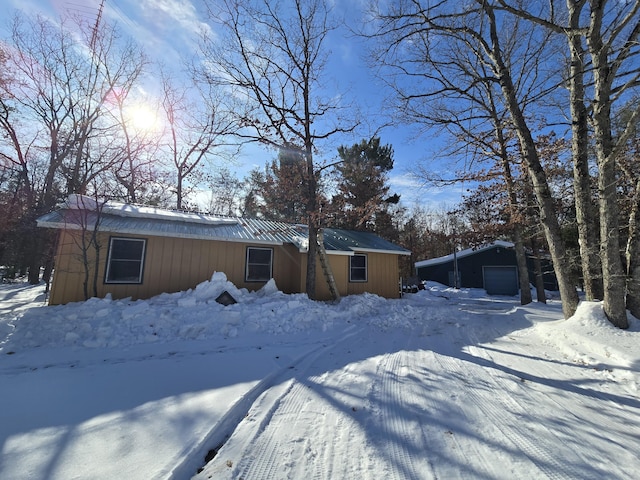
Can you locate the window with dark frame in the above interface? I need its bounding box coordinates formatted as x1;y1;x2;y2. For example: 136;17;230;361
349;254;368;282
105;237;146;284
246;247;273;282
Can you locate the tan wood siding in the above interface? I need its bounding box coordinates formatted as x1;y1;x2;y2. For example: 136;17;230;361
311;254;348;300
347;252;401;299
273;244;303;294
48;230;403;304
311;253;400;300
49;230;80;305
49;232;306;304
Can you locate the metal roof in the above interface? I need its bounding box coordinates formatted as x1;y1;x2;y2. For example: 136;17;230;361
37;199;410;255
415;241;514;268
323;228;411;255
37;210;307;247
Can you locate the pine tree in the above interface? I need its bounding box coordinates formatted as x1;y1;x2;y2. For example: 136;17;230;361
330;138;397;231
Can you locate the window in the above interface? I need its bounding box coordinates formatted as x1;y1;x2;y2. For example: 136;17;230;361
246;247;273;282
105;237;146;284
349;254;368;282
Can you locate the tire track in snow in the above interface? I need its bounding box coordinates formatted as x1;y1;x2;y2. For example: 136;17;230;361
191;326;370;479
432;350;586;479
465;336;640;479
372;347;502;480
222;349;388;479
437;297;638;479
363;349;429;480
304;363;379;480
232;380;329;479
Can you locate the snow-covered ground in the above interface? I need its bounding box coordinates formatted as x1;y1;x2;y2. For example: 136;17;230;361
1;274;638;479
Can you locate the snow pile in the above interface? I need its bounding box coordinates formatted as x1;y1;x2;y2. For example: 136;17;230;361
1;272;331;351
1;273;450;354
536;300;639;377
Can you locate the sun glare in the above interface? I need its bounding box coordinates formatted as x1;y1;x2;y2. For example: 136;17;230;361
128;104;159;132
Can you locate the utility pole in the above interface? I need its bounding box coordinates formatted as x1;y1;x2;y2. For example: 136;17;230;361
89;0;105;52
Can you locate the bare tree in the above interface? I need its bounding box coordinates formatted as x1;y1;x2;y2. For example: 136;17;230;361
368;1;580;314
496;0;640;327
206;166;245;216
106;87;166;205
199;0;358;299
0;12;147;283
58;194;107;300
586;1;640;328
565;0;604;302
615;105;640;319
159;72;237;210
622;152;640;319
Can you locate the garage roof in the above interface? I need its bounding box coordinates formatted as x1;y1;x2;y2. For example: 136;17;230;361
415;241;514;268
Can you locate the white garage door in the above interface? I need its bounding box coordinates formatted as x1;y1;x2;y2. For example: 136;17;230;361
483;266;518;296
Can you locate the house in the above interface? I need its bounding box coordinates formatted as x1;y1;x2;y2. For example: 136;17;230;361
415;241;558;295
37;195;411;305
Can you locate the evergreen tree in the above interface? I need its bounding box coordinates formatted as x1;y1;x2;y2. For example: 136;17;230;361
250;149;308;223
330;138;397;231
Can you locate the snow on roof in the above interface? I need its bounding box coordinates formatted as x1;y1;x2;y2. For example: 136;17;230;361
39;196;410;255
65;194;239;226
415;240;514;268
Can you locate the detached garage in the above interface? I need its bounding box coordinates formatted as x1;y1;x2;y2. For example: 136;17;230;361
415;241;556;295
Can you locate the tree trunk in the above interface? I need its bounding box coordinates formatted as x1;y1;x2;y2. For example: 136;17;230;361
567;2;603;300
92;241;101;299
587;3;629;329
484;3;578;318
531;237;547;304
514;228;532;305
43;251;54;294
304;149;318;300
596;154;627;328
491;105;532;305
625;178;640;319
26;225;44;285
176;171;184;210
496;121;531;305
27;257;41;284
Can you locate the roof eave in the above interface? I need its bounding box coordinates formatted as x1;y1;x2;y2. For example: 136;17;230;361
351;247;412;256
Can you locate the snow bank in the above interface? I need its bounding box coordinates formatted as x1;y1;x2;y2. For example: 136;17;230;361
0;273;446;354
0;273;316;351
2;277;638;378
535;300;640;371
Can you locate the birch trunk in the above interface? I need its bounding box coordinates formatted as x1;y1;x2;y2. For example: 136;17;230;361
587;1;629;329
626;179;640;319
567;0;604;300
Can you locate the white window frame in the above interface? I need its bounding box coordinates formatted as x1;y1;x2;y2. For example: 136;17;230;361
245;247;273;282
104;237;146;284
349;254;368;283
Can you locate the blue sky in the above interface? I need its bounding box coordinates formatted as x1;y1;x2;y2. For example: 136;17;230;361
0;0;464;208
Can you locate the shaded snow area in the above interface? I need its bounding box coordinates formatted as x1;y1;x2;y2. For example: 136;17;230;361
1;274;639;480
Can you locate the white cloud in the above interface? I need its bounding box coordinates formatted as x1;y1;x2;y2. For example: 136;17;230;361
389;172;463;207
102;0;212;65
139;0;211;38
